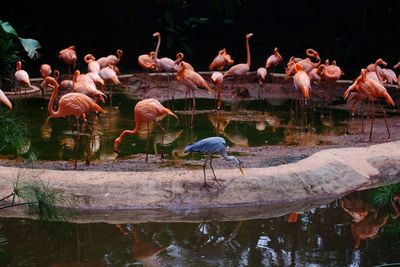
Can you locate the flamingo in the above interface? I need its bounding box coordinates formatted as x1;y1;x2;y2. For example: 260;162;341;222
84;54;101;73
152;32;179;73
265;47;283;71
184;136;244;190
43;77;105;168
209;48;234;71
138;51;157;88
365;58;387;84
72;70;106;103
0;89;12;109
380;68;397;85
113;98;178;162
323;60;344;83
292;63;311;104
14;61;31;93
175;52;194;71
286;48;320;77
39;64;52;78
308;64;326;84
176;61;212;124
257;67;267;98
99;65;121;95
223;33;254;79
59;46;77;72
97;49;123;69
344;68;394;142
211;72;223;110
394;62;400;87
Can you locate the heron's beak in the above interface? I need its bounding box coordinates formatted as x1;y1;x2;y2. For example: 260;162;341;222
239;166;244;175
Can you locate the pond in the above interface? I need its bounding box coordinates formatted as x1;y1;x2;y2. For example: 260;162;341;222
1;185;399;266
0;93;350;162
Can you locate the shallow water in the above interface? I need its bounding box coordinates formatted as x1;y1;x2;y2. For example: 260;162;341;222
0;94;350;161
1;186;399;266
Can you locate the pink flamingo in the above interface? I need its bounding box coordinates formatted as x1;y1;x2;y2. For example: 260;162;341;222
323;60;344;83
344;68;394;142
0;89;12;109
99;65;121;95
97;49;123;69
308;64;326;84
257;67;267;98
113;98;178;162
43;76;105;168
211;71;224;110
286;48;320;77
15;61;31;93
72;70;106;103
223;33;254;79
209;48;234;71
292;63;311;104
59;46;77;72
84;54;101;73
265;47;283;71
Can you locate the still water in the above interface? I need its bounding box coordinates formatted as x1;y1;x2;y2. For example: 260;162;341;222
1;187;399;266
0;94;350;161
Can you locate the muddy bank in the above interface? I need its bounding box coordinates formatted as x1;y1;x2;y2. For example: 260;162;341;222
1;141;400;223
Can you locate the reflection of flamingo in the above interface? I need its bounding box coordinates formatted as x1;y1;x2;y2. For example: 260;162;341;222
390;195;400;219
257;67;267;98
265;47;283;71
209;48;234;71
113;98;178;162
223;33;253;79
0;89;12;109
15;61;31;91
59;46;77;72
339;195;369;223
211;72;223;110
351;210;388;249
344;68;394;142
97;49;123;68
43;77;105;168
153;129;183;156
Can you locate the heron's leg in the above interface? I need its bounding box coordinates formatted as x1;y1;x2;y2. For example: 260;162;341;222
209;157;224;186
380;103;391;142
368;101;375;142
200;156;214;191
154;120;165;160
145;122;150;163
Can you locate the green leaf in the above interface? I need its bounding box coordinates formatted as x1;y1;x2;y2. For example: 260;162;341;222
0;21;18;36
19;37;41;59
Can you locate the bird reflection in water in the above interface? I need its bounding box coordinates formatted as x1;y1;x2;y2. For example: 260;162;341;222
115;224;168;267
208;113;249;147
339;191;400;249
194;220;243;265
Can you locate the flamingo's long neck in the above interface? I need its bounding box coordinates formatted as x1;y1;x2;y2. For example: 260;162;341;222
48;81;60;118
246;37;251;68
155;35;161;59
374;61;384;83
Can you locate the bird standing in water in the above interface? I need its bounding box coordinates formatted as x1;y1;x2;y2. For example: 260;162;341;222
15;61;31;92
184;136;244;191
59;46;77;73
113;98;178;162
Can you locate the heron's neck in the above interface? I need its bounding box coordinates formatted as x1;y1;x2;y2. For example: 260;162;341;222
221;150;236;162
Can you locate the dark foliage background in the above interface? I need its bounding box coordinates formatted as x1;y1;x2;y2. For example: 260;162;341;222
1;0;399;78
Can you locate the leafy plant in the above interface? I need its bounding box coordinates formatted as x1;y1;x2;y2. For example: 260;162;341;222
0;175;75;222
0;109;33;157
0;19;41;90
371;182;400;208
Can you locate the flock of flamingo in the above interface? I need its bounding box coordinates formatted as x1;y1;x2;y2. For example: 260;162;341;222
1;31;400;187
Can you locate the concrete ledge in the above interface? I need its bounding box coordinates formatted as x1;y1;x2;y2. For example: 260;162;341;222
1;142;400;223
